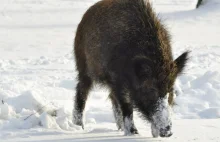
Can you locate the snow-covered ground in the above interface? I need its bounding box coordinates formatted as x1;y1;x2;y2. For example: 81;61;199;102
0;0;220;141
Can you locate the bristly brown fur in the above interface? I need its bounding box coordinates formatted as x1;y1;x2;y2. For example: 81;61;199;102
73;0;189;135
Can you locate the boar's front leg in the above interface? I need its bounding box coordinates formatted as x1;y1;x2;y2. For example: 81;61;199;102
111;85;138;135
109;92;123;130
73;75;92;129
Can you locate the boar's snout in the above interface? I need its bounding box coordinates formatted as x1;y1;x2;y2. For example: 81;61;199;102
159;125;173;137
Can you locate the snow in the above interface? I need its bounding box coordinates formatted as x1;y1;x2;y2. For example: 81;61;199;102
151;95;172;137
0;0;220;141
1;120;220;142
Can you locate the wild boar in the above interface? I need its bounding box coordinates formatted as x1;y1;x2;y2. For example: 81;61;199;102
73;0;188;137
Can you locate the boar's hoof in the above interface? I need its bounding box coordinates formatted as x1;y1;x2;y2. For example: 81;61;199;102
73;112;84;129
124;126;139;135
130;127;139;135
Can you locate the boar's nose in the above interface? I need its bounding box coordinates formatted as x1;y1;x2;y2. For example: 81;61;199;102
160;132;173;137
160;126;173;137
166;125;171;131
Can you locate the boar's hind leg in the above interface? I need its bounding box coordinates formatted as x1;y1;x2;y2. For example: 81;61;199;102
112;87;138;135
109;92;123;130
73;75;92;129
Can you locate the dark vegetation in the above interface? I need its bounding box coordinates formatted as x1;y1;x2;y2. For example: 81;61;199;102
196;0;203;8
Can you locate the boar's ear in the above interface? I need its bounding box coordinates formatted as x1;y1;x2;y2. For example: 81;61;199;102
174;51;189;75
133;57;152;80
